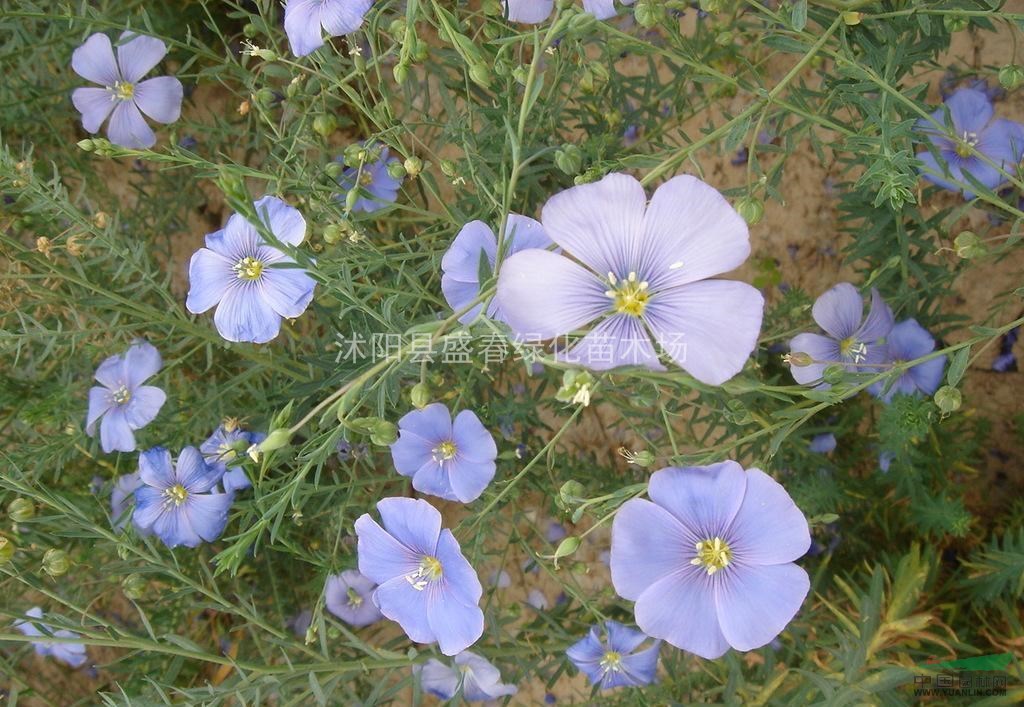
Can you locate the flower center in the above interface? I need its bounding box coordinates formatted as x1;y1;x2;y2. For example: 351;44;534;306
112;80;135;101
233;256;265;281
346;587;363;608
111;385;132;404
839;337;868;364
605;271;650;317
405;555;444;591
955;130;979;158
432;440;458;464
358;170;374;187
164;484;189;506
600;651;623;672
691;537;732;575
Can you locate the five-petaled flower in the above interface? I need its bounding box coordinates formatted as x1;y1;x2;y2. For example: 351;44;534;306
441;214;553;324
13;607;88;668
355;497;484;655
324;570;384;627
417;651;518;702
915;87;1024;199
505;0;636;23
71;32;183;149
200;424;264;493
390;403;498;504
186;196;316;343
337;145;403;213
86;341;167;453
788;282;893;388
869;319;946;403
133;447;233;548
284;0;374;57
566;620;660;689
497;173;763;384
610;462;811;659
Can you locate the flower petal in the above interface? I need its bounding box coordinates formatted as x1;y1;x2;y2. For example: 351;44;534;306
611;498;697;600
183;492;232;542
260;266;315;319
122;385;165;428
72;87;116;133
122;341;162;387
373;575;436;644
726;468;810;565
398;403;452;443
435;529;483;606
788;332;839;385
505;213;553;254
441;220;496;284
540;172;647;276
285;0;327;57
562;313;663;371
254;195;307;246
944;88;993;136
583;0;619;19
441;277;485;324
377;497;442;555
634;567;730;659
855;288;894;343
606;620;648;654
715;562;809;651
451;410;496;463
504;0;554;23
647;463;746;539
186;248;233;314
94;352;125;388
100;408;136;453
213;284;282;343
812;282;863;340
418;659;459;699
320;0;373;35
107;100;155;149
644;280;763;385
139;447;175;488
176;446;220;493
445;456;495;504
355;514;423;584
916;150;963;193
391;429;434;478
116;33;167;83
497;249;609;339
71;33;120;86
618;641;660;686
133;76;182;124
86;386;113;435
410;461;458;502
638;175;750;291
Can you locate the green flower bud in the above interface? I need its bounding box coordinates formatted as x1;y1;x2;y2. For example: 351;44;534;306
42;548;71;578
934;386;962;414
440;159;458;178
511;66;528;85
312;114;337;137
634;0;664;28
410;382;431;409
345;187;360;212
7;498;34;523
258;428;292;454
122;573;146;600
954;231;986;259
0;536;14;565
469;63;491;88
736;197;764;225
323;224;343;244
943;14;969;32
700;0;724;12
388;18;406;41
404;156;423;177
77;139;95;152
254;87;276;107
786;351;814;367
324;161;344;179
567;11;598;36
559;480;585;506
243;23;260;39
550;537;580;568
999;65;1024;91
715;31;734;46
411;39;429;63
393;61;410;85
387;161;407;180
554;145;583;176
822;364;845;385
842;11;862;25
370;420;398;446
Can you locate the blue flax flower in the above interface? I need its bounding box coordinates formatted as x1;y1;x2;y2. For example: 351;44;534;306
566;620;660;689
355;497;484;655
71;32;183;149
788;282;893;387
284;0;373;56
497;173;763;384
200;423;264;493
808;433;836;454
86;341;166;453
417;651;518;701
441;214;553;324
611;462;811;659
916;88;1024;199
13;607;88;668
133;447;233;548
337;146;403;213
187;196;316;343
505;0;635;23
390;403;498;504
324;570;384;627
869;319;946;402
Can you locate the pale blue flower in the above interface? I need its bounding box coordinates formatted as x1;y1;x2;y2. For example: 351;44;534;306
86;341;166;453
285;0;374;57
869;319;946;402
566;620;660;689
337;146;403;213
200;424;264;493
324;570;384;627
417;651;518;701
13;607;88;668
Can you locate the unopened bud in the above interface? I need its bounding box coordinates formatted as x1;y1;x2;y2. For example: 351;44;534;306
42;548;71;578
736;197;764;225
954;231;986;259
370;420;398;446
122;573;146;600
404;156;423;177
313;114;337;137
0;537;14;565
410;382;431;409
999;65;1024;91
934;386;962;414
386;161;407;180
7;498;34;523
257;429;292;454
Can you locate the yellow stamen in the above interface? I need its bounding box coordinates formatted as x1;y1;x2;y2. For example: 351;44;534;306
346;587;363;608
600;651;623;672
606;272;651;317
433;440;458;463
164;484;188;506
112;80;135;100
233;256;265;281
406;555;443;590
111;385;132;404
690;537;732;575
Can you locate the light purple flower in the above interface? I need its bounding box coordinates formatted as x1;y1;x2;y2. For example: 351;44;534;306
504;0;635;23
916;88;1024;199
337;146;403;213
390;403;498;504
324;570;384;627
808;433;836;454
71;33;183;149
355;497;484;655
86;341;166;453
566;620;660;689
497;173;763;385
788;283;894;387
284;0;374;57
441;215;553;324
186;196;316;343
110;472;151;536
133;447;233;548
610;462;811;659
869;319;946;402
13;607;88;668
526;588;549;611
417;651;518;702
200;424;264;493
